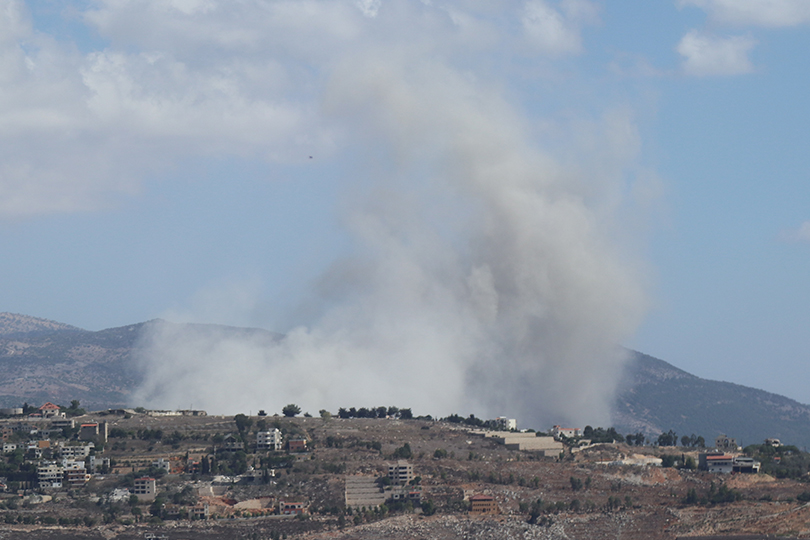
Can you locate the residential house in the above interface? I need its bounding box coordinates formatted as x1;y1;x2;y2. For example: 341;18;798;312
550;425;582;440
715;434;739;451
279;500;307;515
38;402;63;418
221;434;244;451
288;437;307;453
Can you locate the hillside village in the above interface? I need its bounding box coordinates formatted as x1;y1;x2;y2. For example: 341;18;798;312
2;402;810;539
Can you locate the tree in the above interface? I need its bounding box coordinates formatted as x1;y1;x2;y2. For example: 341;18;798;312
234;414;252;433
393;443;412;459
657;430;677;447
399;408;413;420
283;404;301;417
660;454;677;468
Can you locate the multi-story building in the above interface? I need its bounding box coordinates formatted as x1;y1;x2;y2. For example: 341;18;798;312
58;442;94;459
257;429;283;451
63;460;90;488
79;422;108;442
192;503;210;520
699;453;734;473
470;494;499;515
37;461;63;488
494;417;517;431
87;455;110;473
132;477;157;501
388;461;414;485
50;419;76;430
715;434;739;451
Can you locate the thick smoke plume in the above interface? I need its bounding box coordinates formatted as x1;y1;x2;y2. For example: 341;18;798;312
133;54;646;428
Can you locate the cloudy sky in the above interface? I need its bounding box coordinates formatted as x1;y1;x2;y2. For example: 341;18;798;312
1;0;809;413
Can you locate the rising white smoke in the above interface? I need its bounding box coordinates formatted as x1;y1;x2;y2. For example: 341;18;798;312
133;49;646;428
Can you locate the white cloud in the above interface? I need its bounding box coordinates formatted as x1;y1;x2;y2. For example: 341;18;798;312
0;0;617;219
680;0;810;27
677;30;756;76
782;221;810;242
356;0;381;18
522;0;599;55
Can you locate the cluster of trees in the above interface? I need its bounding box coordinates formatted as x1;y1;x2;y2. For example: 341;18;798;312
522;494;632;525
337;406;413;420
392;443;412;459
744;443;810;479
0;448;37;483
441;414;508;429
582;426;624;444
684;482;743;505
657;430;706;447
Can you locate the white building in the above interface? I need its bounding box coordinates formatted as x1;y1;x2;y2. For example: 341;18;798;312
550;425;582;440
153;458;171;472
58;442;94;459
257;429;283;451
494;417;517;431
2;443;17;453
88;455;110;473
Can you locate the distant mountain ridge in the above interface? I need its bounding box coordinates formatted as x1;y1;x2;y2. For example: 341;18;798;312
0;312;82;337
1;313;809;448
613;350;810;449
0;313;281;410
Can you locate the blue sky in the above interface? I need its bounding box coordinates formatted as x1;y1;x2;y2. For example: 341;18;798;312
1;0;809;415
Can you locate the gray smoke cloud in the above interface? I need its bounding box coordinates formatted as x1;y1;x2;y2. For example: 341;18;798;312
133;51;647;429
